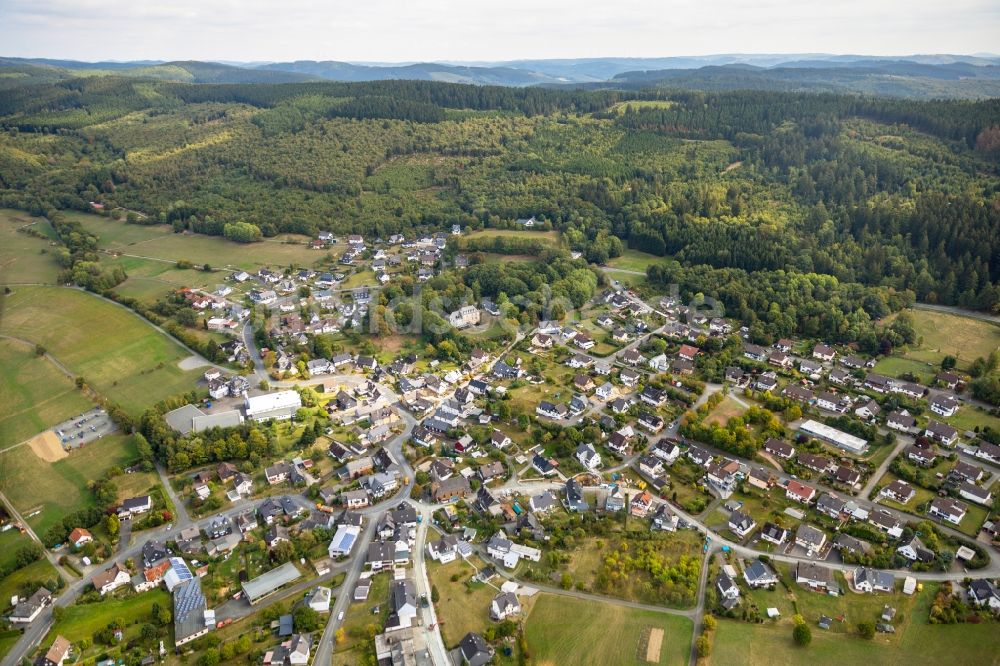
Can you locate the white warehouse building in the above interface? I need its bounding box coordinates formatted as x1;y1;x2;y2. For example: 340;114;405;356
244;390;302;422
799;419;868;455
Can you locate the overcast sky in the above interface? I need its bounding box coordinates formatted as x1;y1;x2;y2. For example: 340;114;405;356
1;0;997;63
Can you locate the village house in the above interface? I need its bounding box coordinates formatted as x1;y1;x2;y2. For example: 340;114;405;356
812;344;836;361
928;497;967;525
716;571;741;610
764;438;795;460
795;562;835;592
747;467;775;491
968;580;1000;611
833;465;861;487
744;560;778;589
879;479;916;505
930;395;959;417
629;492;653;517
854;567;895;594
795;523;827;555
897;535;935;563
93;562;131;595
958;481;993;506
575;443;602;471
868;509;904;539
489;591;521;621
760;523;790;546
728;510;756;539
785;480;817;504
924;420;958;446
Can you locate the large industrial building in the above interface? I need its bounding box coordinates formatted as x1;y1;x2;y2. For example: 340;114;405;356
244;391;302;422
799;419;868;455
242;561;302;605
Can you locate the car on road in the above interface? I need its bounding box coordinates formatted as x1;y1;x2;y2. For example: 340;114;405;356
337;611;344;621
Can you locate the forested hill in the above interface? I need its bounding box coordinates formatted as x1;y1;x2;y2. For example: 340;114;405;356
0;77;999;328
605;62;1000;99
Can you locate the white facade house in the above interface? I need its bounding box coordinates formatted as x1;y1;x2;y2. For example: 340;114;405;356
448;306;481;329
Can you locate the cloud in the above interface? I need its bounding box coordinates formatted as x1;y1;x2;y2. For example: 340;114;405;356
0;0;997;62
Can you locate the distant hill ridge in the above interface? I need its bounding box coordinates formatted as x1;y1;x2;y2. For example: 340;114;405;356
1;54;1000;98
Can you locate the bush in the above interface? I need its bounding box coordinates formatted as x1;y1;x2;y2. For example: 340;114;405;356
792;616;811;646
857;621;875;639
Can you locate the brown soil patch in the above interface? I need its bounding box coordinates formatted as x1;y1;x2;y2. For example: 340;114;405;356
27;430;67;462
644;627;664;663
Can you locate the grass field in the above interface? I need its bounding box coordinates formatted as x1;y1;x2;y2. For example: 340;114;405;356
610;100;677;113
463;228;561;244
704;397;749;427
0;209;64;285
0;629;21;663
0;339;95;449
0;434;139;534
606;248;664;274
69;211;326;270
0;528;36;571
108;254;221;303
525;594;692;666
880;309;1000;373
0;286;202;415
711;580;1000;666
872;356;937;385
944;405;1000;434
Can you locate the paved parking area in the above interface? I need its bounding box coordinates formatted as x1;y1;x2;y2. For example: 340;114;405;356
52;407;118;449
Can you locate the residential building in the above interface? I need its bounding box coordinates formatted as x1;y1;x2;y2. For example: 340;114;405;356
795;523;827;555
854;567;895;594
795;562;835;592
93;562;130;595
743;560;778;589
489;591;521;621
785;480;817;504
879;479;915;505
728;510;756;539
928;497;967;525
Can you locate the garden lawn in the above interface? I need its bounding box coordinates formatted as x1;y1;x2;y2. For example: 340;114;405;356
0;286;203;415
47;588;170;651
525;593;692;666
872;356;937;385
0;434;139;535
0;339;95;449
427;558;499;649
0;559;59;615
872;471;936;511
334;573;391;659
